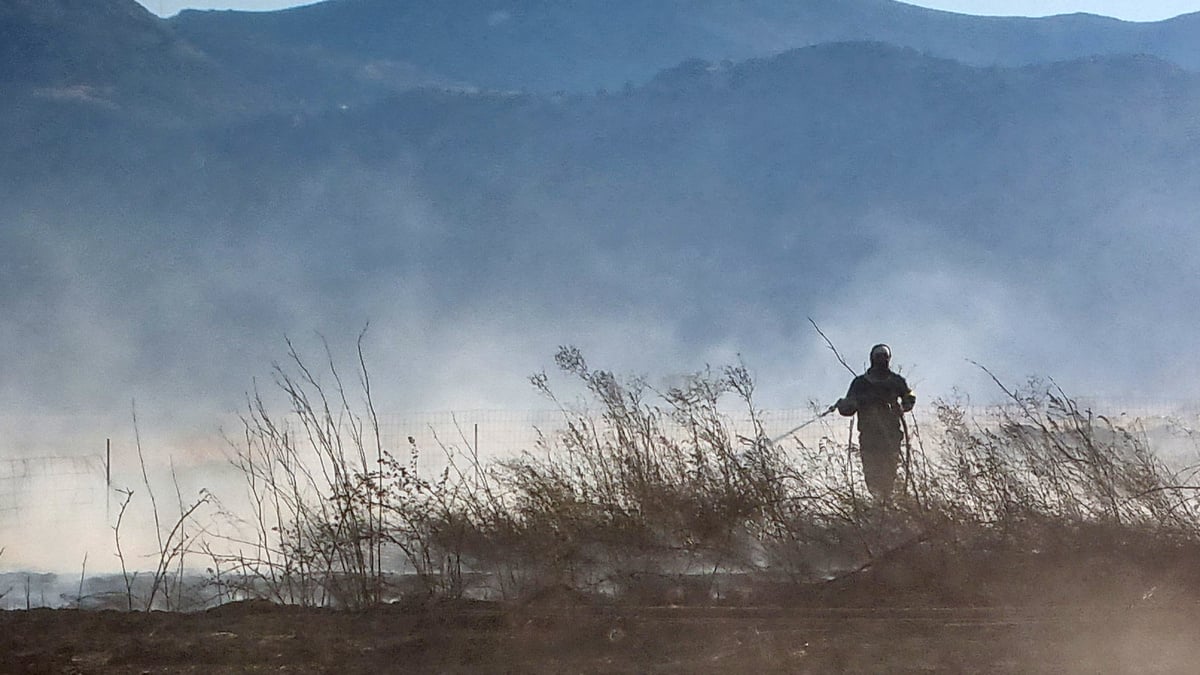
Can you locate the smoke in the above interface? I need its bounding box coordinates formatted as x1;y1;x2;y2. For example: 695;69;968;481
6;42;1200;574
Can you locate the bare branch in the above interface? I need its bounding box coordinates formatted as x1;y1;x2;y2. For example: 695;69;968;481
808;317;856;376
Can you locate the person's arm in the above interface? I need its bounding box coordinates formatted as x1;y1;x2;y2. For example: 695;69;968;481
837;378;860;416
897;376;915;412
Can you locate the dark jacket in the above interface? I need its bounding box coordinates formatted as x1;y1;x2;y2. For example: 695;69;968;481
836;368;915;430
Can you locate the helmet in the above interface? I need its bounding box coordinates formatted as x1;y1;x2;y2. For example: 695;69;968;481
870;344;891;367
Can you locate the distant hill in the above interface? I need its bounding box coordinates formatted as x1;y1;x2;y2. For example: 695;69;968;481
3;0;1200;414
0;0;266;123
1;0;178;87
169;0;1200;95
5;42;1199;347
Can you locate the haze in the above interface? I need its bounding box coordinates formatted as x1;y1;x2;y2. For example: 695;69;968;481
6;0;1200;572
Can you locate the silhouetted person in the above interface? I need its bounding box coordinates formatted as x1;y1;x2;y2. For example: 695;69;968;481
836;344;915;501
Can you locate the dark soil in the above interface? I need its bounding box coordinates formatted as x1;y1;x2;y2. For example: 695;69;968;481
7;526;1200;674
3;593;1199;674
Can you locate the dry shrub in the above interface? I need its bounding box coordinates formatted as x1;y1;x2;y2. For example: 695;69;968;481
208;334;480;608
206;334;388;608
464;347;797;600
208;344;1200;607
926;376;1200;536
899;378;1200;603
460;353;1200;604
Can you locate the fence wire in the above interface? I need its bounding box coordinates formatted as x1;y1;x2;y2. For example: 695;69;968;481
0;401;1195;579
1;404;1197;530
0;455;106;520
371;403;1200;474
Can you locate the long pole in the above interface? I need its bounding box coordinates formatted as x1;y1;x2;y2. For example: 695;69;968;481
106;438;111;520
769;405;837;444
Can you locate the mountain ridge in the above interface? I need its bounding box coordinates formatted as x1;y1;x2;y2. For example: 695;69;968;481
170;0;1200;96
3;4;1200;420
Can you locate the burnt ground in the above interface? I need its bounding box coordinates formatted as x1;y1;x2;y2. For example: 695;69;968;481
6;525;1200;674
2;594;1199;674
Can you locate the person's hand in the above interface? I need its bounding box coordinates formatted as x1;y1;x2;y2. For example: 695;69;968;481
836;398;857;416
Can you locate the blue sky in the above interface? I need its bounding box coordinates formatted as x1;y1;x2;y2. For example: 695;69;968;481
136;1;1200;22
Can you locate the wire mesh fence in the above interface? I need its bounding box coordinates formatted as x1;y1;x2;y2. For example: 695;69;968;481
372;407;858;472
2;402;1198;511
372;402;1200;475
0;400;1197;577
0;455;107;522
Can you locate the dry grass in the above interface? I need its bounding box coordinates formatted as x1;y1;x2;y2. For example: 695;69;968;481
195;344;1200;608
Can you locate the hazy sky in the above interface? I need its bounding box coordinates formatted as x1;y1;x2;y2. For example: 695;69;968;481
135;0;1200;22
9;0;1200;575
